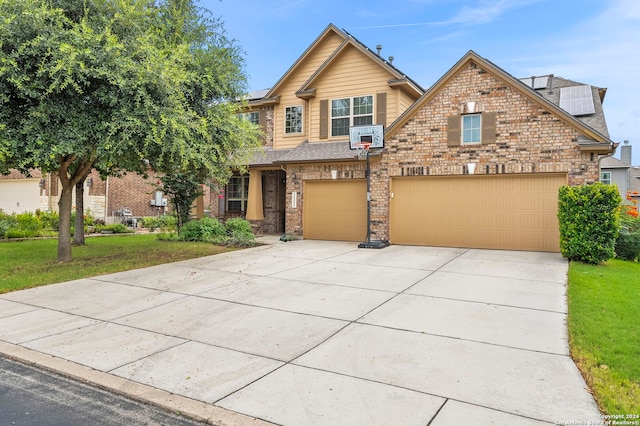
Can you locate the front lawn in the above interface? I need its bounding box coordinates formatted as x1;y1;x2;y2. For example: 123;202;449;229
0;234;234;294
568;259;640;414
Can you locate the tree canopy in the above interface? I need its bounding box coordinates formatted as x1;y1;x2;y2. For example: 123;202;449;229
0;0;261;261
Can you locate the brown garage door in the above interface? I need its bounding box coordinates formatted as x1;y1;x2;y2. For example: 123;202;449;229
303;180;367;241
390;174;566;252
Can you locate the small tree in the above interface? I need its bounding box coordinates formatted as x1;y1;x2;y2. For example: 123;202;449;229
157;173;203;232
558;183;621;264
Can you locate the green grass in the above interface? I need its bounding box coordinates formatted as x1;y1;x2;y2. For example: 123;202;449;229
568;259;640;414
0;234;234;293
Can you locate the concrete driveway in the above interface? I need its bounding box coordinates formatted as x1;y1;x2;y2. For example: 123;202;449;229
0;237;600;425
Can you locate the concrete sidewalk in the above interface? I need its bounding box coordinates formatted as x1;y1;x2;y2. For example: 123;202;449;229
0;238;600;425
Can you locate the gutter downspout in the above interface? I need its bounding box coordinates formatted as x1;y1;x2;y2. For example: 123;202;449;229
597;141;619;183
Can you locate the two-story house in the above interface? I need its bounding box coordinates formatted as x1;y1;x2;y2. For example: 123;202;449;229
216;24;424;239
2;23;616;253
218;30;615;252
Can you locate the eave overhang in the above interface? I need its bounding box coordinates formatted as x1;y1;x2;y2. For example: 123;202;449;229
248;95;280;107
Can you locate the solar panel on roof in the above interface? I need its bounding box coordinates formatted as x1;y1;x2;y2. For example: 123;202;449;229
532;76;549;89
519;76;549;90
559;85;595;116
519;78;533;88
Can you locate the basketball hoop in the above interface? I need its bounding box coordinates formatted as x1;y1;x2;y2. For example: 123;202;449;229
354;141;371;161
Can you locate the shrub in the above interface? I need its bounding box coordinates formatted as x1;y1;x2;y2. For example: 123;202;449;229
95;223;131;234
225;217;253;236
141;215;177;232
180;217;226;242
224;218;256;247
16;212;42;235
36;210;59;231
558;183;621;264
0;211;17;237
615;215;640;261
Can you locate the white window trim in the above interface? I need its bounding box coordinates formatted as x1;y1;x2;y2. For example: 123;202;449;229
284;105;303;135
330;95;374;137
600;171;612;185
461;113;482;144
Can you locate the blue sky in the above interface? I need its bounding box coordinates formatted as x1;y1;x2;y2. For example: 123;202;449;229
200;0;639;165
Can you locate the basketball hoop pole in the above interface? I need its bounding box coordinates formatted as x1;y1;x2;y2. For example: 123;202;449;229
358;143;389;249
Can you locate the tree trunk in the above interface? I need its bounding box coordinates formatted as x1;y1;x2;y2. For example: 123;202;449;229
73;178;86;245
57;185;74;262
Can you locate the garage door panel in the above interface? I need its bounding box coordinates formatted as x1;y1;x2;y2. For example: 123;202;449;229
0;180;41;213
390;174;565;252
303;180;367;242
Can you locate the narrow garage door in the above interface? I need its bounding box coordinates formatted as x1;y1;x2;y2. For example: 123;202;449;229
0;179;41;213
303;180;367;241
390;174;566;252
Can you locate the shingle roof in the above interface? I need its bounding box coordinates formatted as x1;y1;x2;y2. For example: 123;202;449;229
529;76;610;139
600;156;629;168
249;141;359;166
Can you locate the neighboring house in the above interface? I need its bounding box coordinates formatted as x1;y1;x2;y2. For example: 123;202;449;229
0;169;182;223
0;169;49;214
219;35;614;252
600;140;633;195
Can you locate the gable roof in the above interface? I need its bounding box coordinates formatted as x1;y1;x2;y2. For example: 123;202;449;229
295;28;423;99
386;50;615;154
600;156;630;169
258;24;423;102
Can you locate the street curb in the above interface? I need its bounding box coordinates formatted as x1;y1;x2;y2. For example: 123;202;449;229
0;341;273;426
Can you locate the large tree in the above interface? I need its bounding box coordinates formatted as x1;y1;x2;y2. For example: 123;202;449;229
0;0;260;261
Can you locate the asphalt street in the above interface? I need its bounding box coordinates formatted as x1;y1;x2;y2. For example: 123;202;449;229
0;356;205;426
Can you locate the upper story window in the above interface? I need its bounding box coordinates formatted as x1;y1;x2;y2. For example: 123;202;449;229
285;106;303;134
447;112;495;147
462;114;481;144
600;171;612;185
331;95;373;137
237;111;259;125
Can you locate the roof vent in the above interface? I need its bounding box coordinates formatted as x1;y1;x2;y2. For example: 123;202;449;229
388;55;394;65
376;45;382;55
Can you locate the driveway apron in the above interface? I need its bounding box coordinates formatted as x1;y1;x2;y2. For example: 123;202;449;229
0;238;600;425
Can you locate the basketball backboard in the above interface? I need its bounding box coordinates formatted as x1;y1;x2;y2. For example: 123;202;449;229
349;125;384;150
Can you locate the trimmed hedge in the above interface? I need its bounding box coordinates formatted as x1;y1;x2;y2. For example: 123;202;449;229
558;183;621;264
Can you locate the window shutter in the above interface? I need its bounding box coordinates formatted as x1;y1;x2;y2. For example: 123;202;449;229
258;110;267;143
482;112;496;145
447;115;460;147
376;92;387;126
319;99;329;139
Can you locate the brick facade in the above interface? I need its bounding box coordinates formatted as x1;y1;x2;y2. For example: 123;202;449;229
267;57;605;242
366;61;600;241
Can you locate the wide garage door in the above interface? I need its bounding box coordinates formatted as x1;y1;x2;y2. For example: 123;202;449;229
390;174;566;252
0;179;41;213
303;180;367;241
